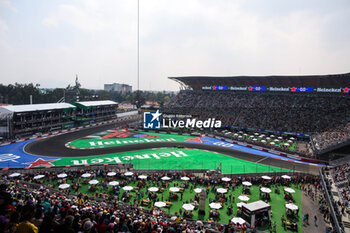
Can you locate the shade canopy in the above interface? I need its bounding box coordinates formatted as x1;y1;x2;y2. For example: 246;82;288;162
232;217;246;225
209;203;222;209
108;181;119;186
89;180;99;185
59;184;70;189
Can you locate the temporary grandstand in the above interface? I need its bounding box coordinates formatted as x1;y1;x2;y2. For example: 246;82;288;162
70;100;118;126
0;100;118;139
0;103;76;138
165;72;350;159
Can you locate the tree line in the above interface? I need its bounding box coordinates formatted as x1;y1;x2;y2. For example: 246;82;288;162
0;83;175;107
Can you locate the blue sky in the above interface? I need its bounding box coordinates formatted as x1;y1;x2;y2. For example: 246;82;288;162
0;0;349;91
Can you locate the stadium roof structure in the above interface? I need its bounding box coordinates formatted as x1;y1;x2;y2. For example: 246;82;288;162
169;72;350;90
72;100;117;109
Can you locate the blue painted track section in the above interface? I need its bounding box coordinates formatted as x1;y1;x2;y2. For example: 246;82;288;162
0;140;60;168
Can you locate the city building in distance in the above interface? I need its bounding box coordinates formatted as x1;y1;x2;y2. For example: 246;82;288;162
104;83;132;94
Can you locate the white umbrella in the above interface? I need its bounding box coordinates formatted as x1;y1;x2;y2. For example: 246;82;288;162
238;196;250;202
259;134;265;137
138;175;147;179
242;181;252;186
253;138;258;141
284;188;295;193
254;133;259;136
260;187;272;193
107;172;116;177
169;187;180;192
161;176;171;181
181;177;190;181
222;177;231;182
270;142;275;145
182;204;195;211
238;136;243;138
9;173;21;178
270;135;275;137
124;172;133;176
274;139;279;142
266;137;271;140
34;175;45;180
89;179;99;185
278;136;283;140
217;188;227;194
194;188;203;193
59;184;70;189
290;137;295;140
148;187;159;192
108;181;119;186
154;202;166;208
288;140;293;143
284;143;290;146
196;220;204;227
236;202;245;208
57;174;67;178
262;175;272;180
282;175;291;179
209;203;222;209
286;203;299;210
261;140;266;143
243;133;247;136
123;186;133;191
81;173;91;178
233;133;238;136
232;217;246;225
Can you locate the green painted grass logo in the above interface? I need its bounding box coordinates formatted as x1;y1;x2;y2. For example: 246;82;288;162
70;150;189;165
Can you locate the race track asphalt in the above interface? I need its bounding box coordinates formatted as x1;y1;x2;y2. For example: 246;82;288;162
24;122;320;175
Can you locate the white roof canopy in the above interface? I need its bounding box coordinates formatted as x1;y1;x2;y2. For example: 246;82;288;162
0;103;76;113
75;100;117;107
243;200;270;212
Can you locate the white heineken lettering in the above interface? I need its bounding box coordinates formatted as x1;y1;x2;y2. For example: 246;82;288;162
71;160;88;165
159;152;171;157
91;159;104;164
89;141;104;146
122;156;134;160
0;153;20;162
151;153;161;159
104;157;123;163
213;141;234;147
170;151;189;157
134;154;151;159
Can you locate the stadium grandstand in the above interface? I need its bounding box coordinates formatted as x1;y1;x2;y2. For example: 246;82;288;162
0;100;118;139
164;73;350;159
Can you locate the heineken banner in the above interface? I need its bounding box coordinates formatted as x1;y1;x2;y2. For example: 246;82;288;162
202;86;349;93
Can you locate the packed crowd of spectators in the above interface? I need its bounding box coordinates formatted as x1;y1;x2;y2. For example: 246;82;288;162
0;168;323;233
164;90;350;152
330;163;350;215
312;122;350;152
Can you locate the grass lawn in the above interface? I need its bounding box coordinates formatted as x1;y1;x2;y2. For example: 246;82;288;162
44;176;302;233
52;148;292;174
